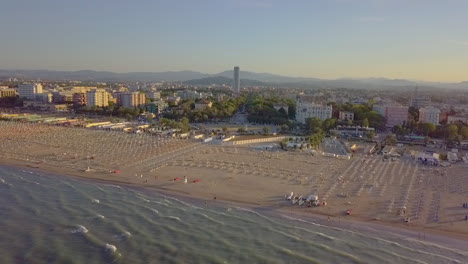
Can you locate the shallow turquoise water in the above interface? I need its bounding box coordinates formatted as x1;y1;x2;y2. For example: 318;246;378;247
0;166;466;264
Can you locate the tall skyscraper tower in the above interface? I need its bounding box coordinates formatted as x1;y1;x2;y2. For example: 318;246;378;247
233;66;240;95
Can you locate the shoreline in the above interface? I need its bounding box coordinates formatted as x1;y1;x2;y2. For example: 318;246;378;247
2;158;468;252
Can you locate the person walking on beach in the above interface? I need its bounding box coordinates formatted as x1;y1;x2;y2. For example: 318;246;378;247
184;176;187;184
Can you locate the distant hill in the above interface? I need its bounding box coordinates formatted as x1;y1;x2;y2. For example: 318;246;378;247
0;69;467;90
0;69;210;82
183;76;266;86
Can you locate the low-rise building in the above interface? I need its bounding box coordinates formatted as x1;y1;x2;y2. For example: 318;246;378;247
35;93;53;104
447;115;467;124
339;111;354;121
273;104;289;114
165;96;180;105
331;125;375;138
194;100;212;110
23;101;67;112
145;91;161;100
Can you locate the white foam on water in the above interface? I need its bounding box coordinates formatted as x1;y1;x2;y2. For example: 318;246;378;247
114;231;132;241
105;243;117;253
96;214;105;219
137;196;150;203
199;213;224;226
91;199;100;204
70;225;89;234
280;214;464;263
151;208;159;214
0;178;5;184
164;216;182;222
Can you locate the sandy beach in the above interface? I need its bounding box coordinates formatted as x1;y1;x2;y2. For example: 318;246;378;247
1;121;468;250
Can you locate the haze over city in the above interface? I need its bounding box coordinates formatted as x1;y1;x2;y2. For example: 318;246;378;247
2;0;468;82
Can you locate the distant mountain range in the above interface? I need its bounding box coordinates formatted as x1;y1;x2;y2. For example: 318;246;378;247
0;69;467;90
183;76;266;86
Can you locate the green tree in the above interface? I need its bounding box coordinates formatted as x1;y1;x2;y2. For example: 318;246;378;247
362;118;369;128
421;123;436;136
288;105;296;119
263;126;270;135
306;117;323;131
366;131;375;140
222;126;228;133
322;118;336;132
447;124;459;140
461;126;468;139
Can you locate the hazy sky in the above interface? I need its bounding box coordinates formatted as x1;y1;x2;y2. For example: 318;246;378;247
1;0;467;81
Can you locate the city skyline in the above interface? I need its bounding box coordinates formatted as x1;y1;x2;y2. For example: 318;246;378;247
1;0;468;82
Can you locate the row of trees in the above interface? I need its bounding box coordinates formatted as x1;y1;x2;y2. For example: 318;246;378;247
159;117;190;133
329;102;386;130
163;97;245;122
75;104;145;120
246;95;295;126
393;122;468;142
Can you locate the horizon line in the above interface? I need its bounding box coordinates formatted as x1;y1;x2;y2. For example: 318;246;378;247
0;68;466;84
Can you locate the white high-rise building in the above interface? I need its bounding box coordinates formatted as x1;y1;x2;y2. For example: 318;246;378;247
17;83;43;100
86;89;110;107
233;66;240;95
296;98;332;124
419;107;440;125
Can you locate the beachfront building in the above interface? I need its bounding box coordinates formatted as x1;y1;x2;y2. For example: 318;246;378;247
339;111;354;121
35;93;53;104
419;107;440;125
0;88;16;98
86;89;110;107
385;106;408;128
52;91;74;104
296;98;332;124
118;92;146;108
23;101;67;112
373;104;408;127
73;93;87;107
447;115;467;124
17;83;43;100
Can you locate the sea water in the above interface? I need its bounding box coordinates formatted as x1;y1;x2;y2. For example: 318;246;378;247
0;166;466;264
